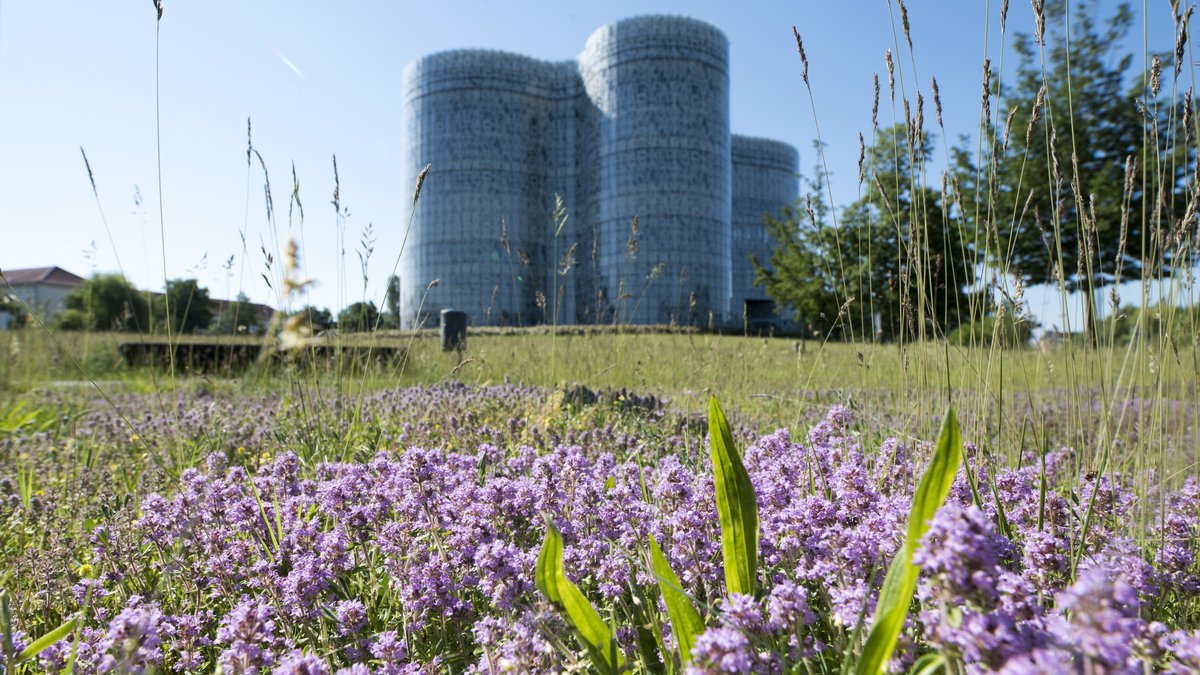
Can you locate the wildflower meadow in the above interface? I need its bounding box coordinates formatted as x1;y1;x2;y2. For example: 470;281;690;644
3;0;1200;673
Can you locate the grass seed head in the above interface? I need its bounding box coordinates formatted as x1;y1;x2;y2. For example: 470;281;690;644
858;133;866;185
872;73;881;129
931;76;943;128
1184;88;1193;144
1176;7;1193;79
1027;86;1046;146
1031;0;1046;46
981;59;992;126
915;91;924;142
1003;105;1019;153
886;50;895;101
413;163;431;206
793;27;810;86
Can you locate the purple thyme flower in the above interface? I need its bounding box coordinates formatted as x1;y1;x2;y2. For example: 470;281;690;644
766;579;814;634
272;651;330;675
97;603;163;674
1052;565;1146;668
217;599;278;673
719;593;766;636
335;600;367;636
687;627;754;674
994;647;1076;674
371;630;409;670
915;503;1012;607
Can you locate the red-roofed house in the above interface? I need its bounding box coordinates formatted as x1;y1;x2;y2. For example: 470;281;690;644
1;266;85;326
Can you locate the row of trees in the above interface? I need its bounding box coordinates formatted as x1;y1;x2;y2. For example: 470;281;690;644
54;274;402;335
757;1;1195;344
56;275;262;334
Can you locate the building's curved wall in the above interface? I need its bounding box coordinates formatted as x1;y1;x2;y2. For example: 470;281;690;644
578;16;732;326
731;135;799;317
400;50;579;326
400;16;797;328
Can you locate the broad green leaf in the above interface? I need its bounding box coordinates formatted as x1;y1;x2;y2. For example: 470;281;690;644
535;517;563;603
536;518;623;674
856;406;962;675
16;615;77;665
907;653;947;675
649;536;704;665
708;396;758;597
0;401;37;435
0;590;13;663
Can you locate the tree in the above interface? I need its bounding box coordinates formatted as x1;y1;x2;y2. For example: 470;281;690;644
60;274;150;332
382;275;401;329
212;292;265;334
953;1;1187;343
292;305;334;334
337;302;379;333
949;300;1039;348
756;130;979;341
0;293;26;329
753;146;847;338
159;279;213;334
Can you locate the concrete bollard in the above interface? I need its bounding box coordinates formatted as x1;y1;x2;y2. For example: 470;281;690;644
440;309;467;351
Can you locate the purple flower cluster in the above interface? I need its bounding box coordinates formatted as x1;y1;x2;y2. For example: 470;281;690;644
217;599;279;673
2;386;1199;673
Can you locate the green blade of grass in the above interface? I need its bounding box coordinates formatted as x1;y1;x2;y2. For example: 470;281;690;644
649;535;704;665
708;395;758;597
536;517;624;674
855;406;962;675
16;615;78;665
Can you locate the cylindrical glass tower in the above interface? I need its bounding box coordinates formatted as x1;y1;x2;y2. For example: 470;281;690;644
578;16;732;326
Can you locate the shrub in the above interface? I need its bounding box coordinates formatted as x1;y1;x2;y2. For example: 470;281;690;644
949;310;1036;348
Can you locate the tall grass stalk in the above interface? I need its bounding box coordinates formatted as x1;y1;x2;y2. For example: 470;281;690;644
152;2;177;402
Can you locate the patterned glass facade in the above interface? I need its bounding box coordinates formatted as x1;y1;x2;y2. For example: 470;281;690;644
400;15;798;327
731;135;801;317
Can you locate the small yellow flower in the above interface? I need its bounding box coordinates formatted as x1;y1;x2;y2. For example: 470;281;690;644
129;433;141;443
78;563;94;578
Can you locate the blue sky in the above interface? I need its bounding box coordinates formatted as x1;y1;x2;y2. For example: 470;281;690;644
0;1;1182;329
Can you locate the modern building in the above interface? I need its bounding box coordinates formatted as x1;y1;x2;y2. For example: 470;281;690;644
400;15;799;328
1;266;85;327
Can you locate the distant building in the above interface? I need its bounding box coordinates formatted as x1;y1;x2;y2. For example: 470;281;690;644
0;268;280;333
209;296;275;331
1;266;85;324
400;15;799;328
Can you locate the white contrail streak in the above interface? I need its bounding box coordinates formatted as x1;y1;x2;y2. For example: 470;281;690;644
272;47;306;79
